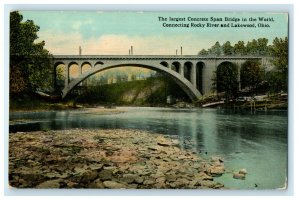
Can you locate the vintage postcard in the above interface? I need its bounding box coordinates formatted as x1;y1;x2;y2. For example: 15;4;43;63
9;11;288;190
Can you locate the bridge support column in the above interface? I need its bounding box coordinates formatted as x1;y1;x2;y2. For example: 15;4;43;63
202;60;217;96
191;63;197;87
53;65;57;89
238;67;241;91
65;63;69;87
236;62;241;91
179;65;183;76
78;61;84;75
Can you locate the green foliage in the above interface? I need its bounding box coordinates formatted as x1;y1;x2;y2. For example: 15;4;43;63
213;62;239;101
131;74;137;81
240;60;265;95
268;37;288;92
265;71;283;93
209;42;222;56
200;37;270;56
245;38;269;56
222;41;234;55
10;11;53;95
202;37;288;96
198;49;209;56
73;76;189;105
257;38;269;56
115;73;128;83
56;67;65;82
234;41;246;55
245;39;258;55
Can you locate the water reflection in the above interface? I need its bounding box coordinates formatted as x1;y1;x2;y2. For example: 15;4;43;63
9;107;288;189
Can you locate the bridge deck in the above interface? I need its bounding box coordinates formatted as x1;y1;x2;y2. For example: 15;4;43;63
53;55;264;60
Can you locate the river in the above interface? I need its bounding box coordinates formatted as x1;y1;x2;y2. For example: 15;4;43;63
9;107;288;189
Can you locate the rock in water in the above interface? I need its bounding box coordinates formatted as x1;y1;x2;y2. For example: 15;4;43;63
143;178;156;185
233;173;246;180
211;156;224;163
239;168;247;175
88;179;105;188
103;181;126;189
36;179;62;188
209;165;225;177
121;174;136;184
81;170;98;183
198;172;213;181
98;169;113;181
232;168;247;180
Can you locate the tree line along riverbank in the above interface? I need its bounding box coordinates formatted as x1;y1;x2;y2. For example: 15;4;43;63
9;82;287;113
9;76;190;112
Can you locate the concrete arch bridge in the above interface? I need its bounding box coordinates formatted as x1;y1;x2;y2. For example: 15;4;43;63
53;55;266;101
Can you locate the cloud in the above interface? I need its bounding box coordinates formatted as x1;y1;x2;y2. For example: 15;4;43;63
37;31;213;55
72;20;94;31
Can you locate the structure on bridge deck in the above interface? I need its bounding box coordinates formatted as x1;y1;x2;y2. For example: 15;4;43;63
52;55;268;101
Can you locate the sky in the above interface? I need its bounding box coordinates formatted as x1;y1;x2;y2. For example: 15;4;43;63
20;11;288;55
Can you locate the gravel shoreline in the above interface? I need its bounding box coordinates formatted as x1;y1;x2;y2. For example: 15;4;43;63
9;129;226;189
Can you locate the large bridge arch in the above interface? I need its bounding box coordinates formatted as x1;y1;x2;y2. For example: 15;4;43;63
61;62;202;101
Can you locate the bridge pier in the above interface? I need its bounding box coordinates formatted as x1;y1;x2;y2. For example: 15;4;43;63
191;63;197;88
237;63;241;91
65;62;70;86
179;65;184;76
202;60;217;95
53;64;57;89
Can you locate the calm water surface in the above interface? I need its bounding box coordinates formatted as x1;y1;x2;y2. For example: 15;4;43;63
9;107;288;189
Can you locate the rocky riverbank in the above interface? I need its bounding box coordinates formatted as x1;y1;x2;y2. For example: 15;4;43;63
9;129;226;189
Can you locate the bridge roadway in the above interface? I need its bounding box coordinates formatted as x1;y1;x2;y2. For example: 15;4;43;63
53;55;266;101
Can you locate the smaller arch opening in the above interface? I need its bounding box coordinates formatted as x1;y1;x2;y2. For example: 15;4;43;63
196;62;205;94
81;63;93;86
160;61;169;68
55;63;66;88
81;62;92;69
94;61;104;67
171;62;181;73
69;62;80;82
184;62;193;82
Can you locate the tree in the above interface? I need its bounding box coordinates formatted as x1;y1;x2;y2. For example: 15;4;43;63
240;60;265;95
99;75;108;85
222;41;234;56
268;37;288;92
233;41;246;56
209;42;222;56
265;71;283;93
212;62;239;101
198;49;209;56
131;74;137;81
10;11;53;95
245;39;258;55
257;38;269;56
